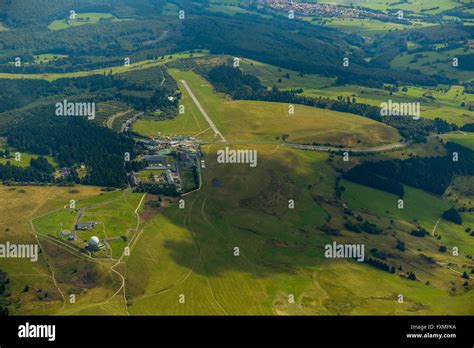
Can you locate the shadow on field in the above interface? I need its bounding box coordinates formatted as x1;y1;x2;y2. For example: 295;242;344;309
159;151;332;278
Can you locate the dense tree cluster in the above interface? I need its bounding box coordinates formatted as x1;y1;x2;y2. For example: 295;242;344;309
183;15;447;87
0;270;9;316
6;108;136;187
442;207;462;225
364;258;395;274
134;183;178;197
410;228;428;237
0;157;54;183
344;221;383;235
343;142;474;196
0;70;177;114
460;123;474;132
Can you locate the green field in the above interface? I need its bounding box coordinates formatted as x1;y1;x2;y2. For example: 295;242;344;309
0;185;121;315
308;17;412;38
233;56;474;125
134;69;400;147
32;189;144;259
137;169;166;183
0;52;208;81
48;13;122;30
121;143;474;315
442;132;474;150
342;180;449;231
0;139;57;168
34;53;68;64
125;144;331;315
391;47;474;83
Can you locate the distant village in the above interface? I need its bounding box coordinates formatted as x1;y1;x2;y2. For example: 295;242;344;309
262;1;393;21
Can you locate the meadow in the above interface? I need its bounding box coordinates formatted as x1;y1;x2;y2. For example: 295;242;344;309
134;69;400;147
32;189;143;260
442;132;474;150
0;185;121;315
126;144;332;315
238;57;474;126
47;13;122;31
0;138;57;168
307;17;411;38
342;180;449;231
390;47;474;83
33;54;68;64
0;52;208;81
122;142;473;315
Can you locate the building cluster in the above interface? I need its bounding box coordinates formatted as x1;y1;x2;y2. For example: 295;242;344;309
133;135;201;191
266;1;390;20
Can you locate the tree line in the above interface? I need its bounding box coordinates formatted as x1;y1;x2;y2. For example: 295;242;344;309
343;142;474;196
6;107;137;187
205;64;457;142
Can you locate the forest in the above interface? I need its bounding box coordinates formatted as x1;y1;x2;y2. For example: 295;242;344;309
6;107;137;187
0;69;177;114
343;142;474;196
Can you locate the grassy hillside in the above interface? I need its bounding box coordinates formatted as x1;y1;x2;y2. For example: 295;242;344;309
0;185;122;315
442;132;474;150
237;57;474;126
134;69;400;147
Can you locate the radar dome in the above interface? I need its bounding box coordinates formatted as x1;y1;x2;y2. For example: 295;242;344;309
88;236;100;247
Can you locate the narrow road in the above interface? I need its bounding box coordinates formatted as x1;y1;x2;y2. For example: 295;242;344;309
106;110;132;129
180;80;227;143
431;218;441;236
199;139;410;154
283;141;409;154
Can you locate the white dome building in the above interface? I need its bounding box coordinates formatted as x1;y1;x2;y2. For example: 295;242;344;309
88;236;100;247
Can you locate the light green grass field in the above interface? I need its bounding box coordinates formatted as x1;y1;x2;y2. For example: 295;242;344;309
48;13;120;31
231;56;474;125
123;143;473;315
239;58;335;89
442;132;474;150
391;47;474;83
126;144;331;315
0;52;208;81
307;17;413;37
134;69;400;147
0;139;57;168
32;189;142;259
137;170;166;183
342;180;449;231
0;185;117;315
34;54;68;64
